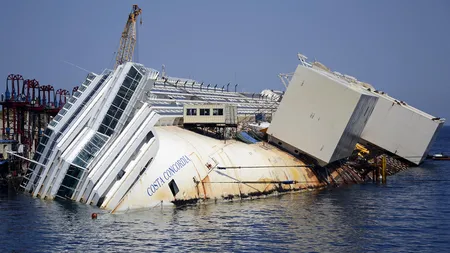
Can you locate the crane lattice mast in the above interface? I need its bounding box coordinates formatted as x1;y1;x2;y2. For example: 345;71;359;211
115;4;142;69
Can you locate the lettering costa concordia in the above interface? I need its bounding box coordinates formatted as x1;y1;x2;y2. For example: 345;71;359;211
147;155;191;197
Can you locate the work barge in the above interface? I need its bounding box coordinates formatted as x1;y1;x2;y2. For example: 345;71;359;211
12;53;444;213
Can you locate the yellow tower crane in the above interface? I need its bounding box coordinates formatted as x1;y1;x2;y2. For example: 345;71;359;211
115;4;142;69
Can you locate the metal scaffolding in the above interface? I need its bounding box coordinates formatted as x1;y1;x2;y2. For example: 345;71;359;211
1;73;76;157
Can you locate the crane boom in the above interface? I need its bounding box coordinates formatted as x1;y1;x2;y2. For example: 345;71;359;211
115;4;142;69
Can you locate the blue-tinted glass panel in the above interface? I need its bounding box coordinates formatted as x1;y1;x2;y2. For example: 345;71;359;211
107;106;119;118
112;97;122;107
122;77;133;89
105;128;114;136
101;115;113;127
73;157;88;168
98;125;108;135
87;73;96;81
37;144;45;153
128;67;138;79
83;142;99;155
124;89;133;100
130;80;139;91
41;136;49;145
53;115;62;122
92;133;107;144
114;109;123;119
109;119;118;129
134;73;142;83
44;128;53;136
119;100;128;110
33;153;41;161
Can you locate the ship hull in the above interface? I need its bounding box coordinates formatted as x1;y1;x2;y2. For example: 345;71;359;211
104;126;360;213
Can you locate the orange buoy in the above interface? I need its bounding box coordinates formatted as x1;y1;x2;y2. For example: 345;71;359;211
91;213;98;219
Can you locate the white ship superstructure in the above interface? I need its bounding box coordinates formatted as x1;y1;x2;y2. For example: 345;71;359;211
20;54;444;213
20;62;281;208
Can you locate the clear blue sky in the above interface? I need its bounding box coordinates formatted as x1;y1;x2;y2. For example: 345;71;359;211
1;0;449;122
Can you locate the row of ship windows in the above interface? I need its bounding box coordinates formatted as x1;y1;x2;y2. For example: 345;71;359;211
73;133;108;168
68;67;142;176
98;123;116;137
35;73;110;165
98;66;142;137
35;69;116;167
186;108;224;116
29;73;110;186
49;79;93;127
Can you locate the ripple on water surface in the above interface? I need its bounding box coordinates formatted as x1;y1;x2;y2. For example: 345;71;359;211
1;127;450;252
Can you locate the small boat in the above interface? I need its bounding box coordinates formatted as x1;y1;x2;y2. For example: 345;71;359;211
428;153;450;160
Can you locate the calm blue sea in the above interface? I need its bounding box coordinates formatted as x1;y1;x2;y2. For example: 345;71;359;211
1;126;450;252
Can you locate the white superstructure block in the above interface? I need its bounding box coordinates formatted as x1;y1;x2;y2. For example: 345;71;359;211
361;92;445;165
268;65;378;165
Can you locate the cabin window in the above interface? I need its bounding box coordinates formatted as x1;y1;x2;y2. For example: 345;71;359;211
200;109;210;116
40;136;49;145
53;115;62;122
63;103;72;110
44;128;53;136
116;169;125;180
186;108;197;116
37;144;45;153
213;108;224;116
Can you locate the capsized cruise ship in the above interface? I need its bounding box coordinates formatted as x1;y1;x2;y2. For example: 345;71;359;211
19;54;445;213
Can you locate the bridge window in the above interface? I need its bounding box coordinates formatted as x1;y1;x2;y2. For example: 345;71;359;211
186;108;197;116
200;109;210;116
213;108;223;116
